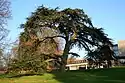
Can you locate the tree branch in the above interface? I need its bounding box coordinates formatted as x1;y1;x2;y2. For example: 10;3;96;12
68;52;80;57
41;35;66;40
36;35;66;45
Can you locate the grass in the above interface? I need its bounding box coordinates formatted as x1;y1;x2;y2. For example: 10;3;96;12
0;67;125;83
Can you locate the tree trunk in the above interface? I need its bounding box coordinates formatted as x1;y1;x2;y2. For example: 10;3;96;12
107;60;111;68
60;61;66;72
60;42;70;72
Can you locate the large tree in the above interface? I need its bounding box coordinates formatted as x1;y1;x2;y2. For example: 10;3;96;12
19;6;113;72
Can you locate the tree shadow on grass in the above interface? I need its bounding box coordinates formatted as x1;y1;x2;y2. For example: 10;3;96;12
7;73;43;78
51;68;125;83
51;70;100;83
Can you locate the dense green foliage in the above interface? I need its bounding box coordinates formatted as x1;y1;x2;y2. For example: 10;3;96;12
7;27;59;74
87;45;114;68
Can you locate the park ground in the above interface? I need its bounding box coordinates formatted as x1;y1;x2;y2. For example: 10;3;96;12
0;67;125;83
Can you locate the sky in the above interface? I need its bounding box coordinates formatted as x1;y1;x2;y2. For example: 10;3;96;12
7;0;125;57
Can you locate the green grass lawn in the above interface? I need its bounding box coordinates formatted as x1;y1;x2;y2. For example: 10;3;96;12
0;67;125;83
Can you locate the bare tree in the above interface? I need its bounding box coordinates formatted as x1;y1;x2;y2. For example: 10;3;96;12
0;0;11;42
0;0;11;69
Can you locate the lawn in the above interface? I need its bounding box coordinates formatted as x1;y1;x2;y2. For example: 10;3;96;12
0;67;125;83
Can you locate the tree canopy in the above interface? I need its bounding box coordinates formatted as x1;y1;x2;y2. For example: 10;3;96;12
10;6;113;73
